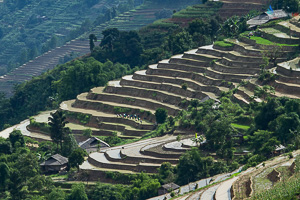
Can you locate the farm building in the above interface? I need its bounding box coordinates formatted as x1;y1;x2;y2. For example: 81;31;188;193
247;9;288;28
40;154;68;173
79;137;110;153
158;183;180;195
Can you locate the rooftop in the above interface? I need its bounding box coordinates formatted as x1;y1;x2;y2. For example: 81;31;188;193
40;154;68;166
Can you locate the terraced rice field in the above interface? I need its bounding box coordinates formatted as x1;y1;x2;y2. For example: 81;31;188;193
53;17;300;178
1;13;300;200
218;0;268;19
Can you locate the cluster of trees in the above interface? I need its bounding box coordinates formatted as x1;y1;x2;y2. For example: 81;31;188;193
0;128;161;199
150;96;300;186
92;29;143;67
253;97;300;147
271;0;300;13
0;130;55;199
0;58;134;130
91;15;222;69
1;96;299;199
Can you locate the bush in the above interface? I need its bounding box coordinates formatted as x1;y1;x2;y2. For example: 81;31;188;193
155;108;168;124
181;83;188;90
170;191;175;197
113;106;132;114
83;129;92;137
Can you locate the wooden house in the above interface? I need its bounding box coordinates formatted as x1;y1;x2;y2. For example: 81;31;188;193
40;154;68;173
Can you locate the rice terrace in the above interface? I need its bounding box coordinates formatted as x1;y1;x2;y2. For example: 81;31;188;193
0;0;300;199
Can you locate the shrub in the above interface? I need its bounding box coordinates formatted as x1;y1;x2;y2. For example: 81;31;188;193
83;129;92;137
155;108;168;124
170;191;175;197
181;83;188;90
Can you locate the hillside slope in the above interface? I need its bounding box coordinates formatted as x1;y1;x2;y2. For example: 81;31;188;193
165;150;300;200
0;0;123;73
59;17;300;174
0;0;200;97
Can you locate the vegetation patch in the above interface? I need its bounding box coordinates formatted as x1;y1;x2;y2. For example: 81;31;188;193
214;40;234;48
231;123;250;131
248;36;298;46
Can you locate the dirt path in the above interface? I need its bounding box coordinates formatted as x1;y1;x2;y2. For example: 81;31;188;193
0;110;54;140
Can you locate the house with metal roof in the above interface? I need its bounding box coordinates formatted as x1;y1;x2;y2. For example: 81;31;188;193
247;9;288;28
79;137;110;153
40;154;68;173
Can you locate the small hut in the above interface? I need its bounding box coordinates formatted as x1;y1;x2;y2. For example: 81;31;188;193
79;137;110;153
40;154;68;173
273;144;286;156
158;183;180;195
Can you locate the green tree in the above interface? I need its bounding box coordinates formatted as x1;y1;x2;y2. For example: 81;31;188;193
190;99;200;109
164;31;193;54
9;169;23;200
15;152;40;182
155;108;168;124
69;148;85;170
89;34;97;52
83;129;92;137
0;138;12;154
187;19;209;36
9;130;25;149
283;0;299;12
219;15;249;37
67;183;88;200
176;148;214;185
47;187;66;200
181;83;188;90
131;173;161;199
158;162;175;184
88;183;125;200
100;28;120;52
205;117;233;152
49;35;58;49
254;98;284;130
0;162;10;191
250;130;280;157
48;110;69;151
62;134;78;157
273;112;300;144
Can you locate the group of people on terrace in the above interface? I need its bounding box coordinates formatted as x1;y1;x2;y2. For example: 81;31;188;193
117;113;143;124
